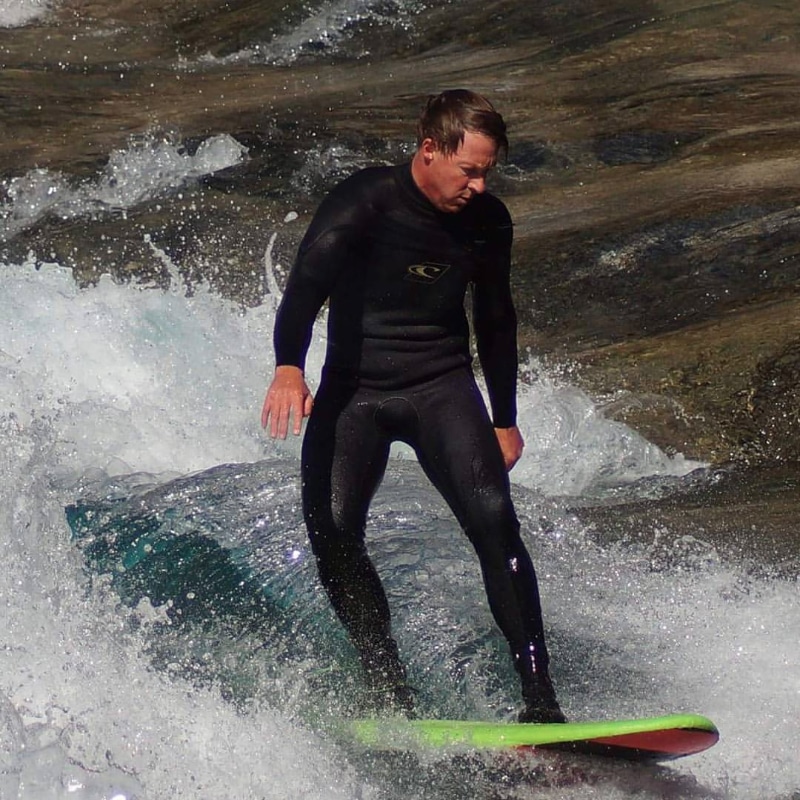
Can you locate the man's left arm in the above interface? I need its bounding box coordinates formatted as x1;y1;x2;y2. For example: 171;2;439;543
472;206;523;471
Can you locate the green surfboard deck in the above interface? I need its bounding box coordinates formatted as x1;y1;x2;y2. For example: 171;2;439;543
348;713;719;762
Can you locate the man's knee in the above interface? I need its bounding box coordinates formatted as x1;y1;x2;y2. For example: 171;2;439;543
465;487;518;532
463;488;525;567
304;504;366;561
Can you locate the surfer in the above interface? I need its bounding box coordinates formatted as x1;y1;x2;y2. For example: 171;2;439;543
261;89;565;724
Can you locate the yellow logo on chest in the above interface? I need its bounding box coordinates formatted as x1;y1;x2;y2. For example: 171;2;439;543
405;262;451;283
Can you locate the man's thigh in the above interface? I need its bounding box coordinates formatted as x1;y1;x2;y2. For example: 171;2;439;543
301;381;390;534
409;370;511;527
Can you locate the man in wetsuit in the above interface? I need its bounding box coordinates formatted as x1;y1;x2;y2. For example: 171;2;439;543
261;89;565;724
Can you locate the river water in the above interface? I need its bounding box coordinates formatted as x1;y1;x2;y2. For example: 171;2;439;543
1;1;798;798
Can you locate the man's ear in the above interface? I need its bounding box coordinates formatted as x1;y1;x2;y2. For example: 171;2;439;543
419;137;438;164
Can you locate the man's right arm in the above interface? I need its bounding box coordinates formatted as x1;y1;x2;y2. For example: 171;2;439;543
261;173;371;437
261;236;333;439
260;243;329;439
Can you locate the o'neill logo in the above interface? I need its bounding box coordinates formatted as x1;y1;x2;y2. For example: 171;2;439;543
405;262;451;284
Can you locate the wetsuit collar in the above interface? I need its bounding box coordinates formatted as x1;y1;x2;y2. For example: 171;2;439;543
395;162;443;218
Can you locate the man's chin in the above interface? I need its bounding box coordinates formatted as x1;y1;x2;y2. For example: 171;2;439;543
433;195;470;213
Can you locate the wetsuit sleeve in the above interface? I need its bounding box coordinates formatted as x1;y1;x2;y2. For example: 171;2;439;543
472;209;518;428
273;178;370;369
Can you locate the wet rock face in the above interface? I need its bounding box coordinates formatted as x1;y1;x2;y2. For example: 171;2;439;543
748;341;800;463
512;200;800;463
515;205;800;344
3;0;800;466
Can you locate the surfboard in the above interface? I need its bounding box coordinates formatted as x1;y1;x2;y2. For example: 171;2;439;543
348;713;719;762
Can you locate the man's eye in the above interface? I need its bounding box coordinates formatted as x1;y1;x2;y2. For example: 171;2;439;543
463;167;489;179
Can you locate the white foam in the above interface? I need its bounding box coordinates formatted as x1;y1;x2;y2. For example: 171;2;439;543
1;251;796;799
0;256;370;799
508;365;700;497
206;0;421;65
0;134;247;241
0;0;50;27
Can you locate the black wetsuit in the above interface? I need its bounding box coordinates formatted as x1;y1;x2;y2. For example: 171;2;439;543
274;163;553;703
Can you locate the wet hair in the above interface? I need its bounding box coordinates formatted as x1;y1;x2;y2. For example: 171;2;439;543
416;89;508;157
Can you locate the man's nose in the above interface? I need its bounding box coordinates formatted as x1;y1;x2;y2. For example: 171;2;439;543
468;176;486;194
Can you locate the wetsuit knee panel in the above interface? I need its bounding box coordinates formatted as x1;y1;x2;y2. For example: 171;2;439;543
462;488;526;568
464;486;518;533
306;517;368;564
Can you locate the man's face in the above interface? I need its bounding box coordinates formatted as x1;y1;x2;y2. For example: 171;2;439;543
418;130;499;213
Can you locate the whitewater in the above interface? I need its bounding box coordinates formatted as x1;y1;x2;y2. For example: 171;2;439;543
1;241;797;797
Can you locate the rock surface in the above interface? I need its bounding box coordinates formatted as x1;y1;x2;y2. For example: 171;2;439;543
2;0;800;467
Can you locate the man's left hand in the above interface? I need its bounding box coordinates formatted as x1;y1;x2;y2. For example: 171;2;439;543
495;426;524;471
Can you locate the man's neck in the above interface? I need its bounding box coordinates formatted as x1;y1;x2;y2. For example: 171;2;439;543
409;150;431;204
